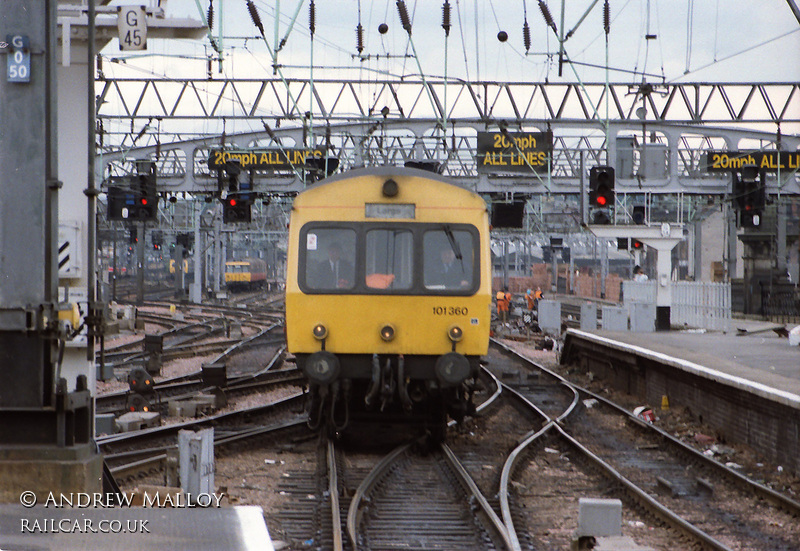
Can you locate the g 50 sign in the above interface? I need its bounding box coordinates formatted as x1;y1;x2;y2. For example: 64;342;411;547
117;6;148;51
6;35;30;83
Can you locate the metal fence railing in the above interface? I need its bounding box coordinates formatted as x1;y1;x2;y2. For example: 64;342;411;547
623;280;732;332
673;281;731;332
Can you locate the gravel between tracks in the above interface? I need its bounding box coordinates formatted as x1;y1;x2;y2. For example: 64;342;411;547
121;335;799;550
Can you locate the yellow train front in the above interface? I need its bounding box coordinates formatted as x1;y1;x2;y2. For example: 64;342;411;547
286;167;491;438
225;258;267;291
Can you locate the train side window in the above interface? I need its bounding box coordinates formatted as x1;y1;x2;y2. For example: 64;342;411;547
365;229;413;290
303;228;356;290
423;229;475;291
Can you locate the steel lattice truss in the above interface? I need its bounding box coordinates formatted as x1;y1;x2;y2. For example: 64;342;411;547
97;78;800;125
96;78;800;197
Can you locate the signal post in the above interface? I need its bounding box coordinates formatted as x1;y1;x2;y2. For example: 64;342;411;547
587;223;684;330
585;164;683;330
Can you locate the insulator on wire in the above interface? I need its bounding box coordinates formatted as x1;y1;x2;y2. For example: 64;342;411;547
309;1;316;36
209;36;221;54
603;0;610;34
396;1;412;34
356;23;364;53
207;0;214;31
538;0;556;33
523;21;531;52
247;0;265;38
442;1;451;36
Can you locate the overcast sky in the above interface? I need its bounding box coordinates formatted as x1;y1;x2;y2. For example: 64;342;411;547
104;0;800;85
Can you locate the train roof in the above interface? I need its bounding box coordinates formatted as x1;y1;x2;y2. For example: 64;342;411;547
302;166;469;192
291;166;487;221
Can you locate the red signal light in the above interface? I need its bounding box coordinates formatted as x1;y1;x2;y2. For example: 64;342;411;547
596;195;607;206
229;199;237;207
140;198;148;205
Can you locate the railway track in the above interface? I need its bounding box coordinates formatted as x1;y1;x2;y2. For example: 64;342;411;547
96;345;294;415
97;315;286;405
101;394;307;481
98;305;799;549
490;338;800;550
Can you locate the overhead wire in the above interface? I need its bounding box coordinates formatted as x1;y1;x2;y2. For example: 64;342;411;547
454;0;472;83
652;0;666;80
713;0;720;62
684;0;694;74
671;27;800;82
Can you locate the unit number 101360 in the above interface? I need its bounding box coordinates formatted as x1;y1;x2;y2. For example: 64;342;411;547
432;306;468;316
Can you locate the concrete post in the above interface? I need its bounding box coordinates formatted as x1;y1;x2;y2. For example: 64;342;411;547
190;202;203;303
0;0;101;501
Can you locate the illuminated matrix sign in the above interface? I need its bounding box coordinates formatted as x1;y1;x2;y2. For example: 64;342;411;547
704;151;800;172
208;148;326;171
476;131;553;174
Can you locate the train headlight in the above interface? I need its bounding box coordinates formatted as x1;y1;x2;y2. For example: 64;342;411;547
435;352;471;387
382;178;399;197
312;324;328;340
303;351;340;385
380;324;396;341
447;325;463;343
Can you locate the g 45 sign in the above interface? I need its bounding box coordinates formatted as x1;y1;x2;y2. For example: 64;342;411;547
117;6;147;51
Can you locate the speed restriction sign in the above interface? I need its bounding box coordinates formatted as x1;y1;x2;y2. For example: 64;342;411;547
117;6;147;51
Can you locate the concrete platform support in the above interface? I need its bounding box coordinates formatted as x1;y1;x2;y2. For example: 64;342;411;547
0;504;275;551
0;444;103;503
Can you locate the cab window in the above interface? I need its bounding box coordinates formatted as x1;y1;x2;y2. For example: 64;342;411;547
365;229;413;290
303;228;356;290
423;229;475;290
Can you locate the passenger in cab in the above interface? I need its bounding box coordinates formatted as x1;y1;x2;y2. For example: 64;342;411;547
429;247;469;289
313;242;354;289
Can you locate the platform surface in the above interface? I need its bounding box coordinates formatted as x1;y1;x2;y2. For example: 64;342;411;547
0;504;274;551
577;320;800;405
